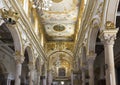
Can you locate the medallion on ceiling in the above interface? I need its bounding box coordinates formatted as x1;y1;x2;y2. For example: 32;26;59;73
53;25;65;32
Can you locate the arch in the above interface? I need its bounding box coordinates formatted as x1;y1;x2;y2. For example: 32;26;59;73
1;23;23;55
21;46;34;84
47;50;73;58
48;51;73;70
101;0;119;30
86;19;100;56
24;46;34;62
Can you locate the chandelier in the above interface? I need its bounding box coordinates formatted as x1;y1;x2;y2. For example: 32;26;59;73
30;0;52;11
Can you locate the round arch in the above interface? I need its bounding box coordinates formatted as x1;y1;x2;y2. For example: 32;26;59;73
47;50;73;58
101;0;119;30
48;51;73;70
2;23;23;55
86;19;100;56
24;46;34;62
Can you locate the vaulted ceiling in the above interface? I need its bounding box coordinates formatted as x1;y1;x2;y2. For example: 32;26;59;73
41;0;81;41
38;0;85;74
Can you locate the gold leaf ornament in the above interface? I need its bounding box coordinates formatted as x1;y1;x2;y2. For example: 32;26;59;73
52;0;63;3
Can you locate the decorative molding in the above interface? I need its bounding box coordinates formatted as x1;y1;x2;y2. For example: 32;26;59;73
0;8;19;25
106;21;115;29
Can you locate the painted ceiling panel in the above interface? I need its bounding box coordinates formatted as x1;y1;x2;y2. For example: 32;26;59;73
40;0;81;41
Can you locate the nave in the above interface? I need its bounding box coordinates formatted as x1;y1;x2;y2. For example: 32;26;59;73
0;0;120;85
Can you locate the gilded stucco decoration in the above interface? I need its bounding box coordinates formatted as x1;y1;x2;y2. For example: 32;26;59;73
52;0;63;3
106;21;115;29
0;8;19;24
46;42;74;53
48;52;73;77
41;0;80;41
53;24;65;32
13;51;25;64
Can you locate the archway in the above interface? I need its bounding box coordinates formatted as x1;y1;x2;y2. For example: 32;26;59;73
0;64;7;85
0;23;22;85
21;46;34;85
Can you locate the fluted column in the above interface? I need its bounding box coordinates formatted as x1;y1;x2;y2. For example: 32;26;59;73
87;53;96;85
14;53;24;85
28;62;35;85
99;28;118;85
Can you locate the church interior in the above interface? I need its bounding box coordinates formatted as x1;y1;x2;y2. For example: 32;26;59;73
0;0;120;85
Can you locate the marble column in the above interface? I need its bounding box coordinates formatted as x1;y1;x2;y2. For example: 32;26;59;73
48;70;53;85
81;67;86;85
28;62;35;85
99;29;118;85
5;73;14;85
43;65;47;85
100;64;105;79
14;54;24;85
71;71;73;85
87;53;96;85
37;71;41;85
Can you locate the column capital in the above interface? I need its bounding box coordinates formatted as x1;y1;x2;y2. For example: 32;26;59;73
87;52;96;65
28;61;35;71
13;51;24;64
99;29;118;45
81;66;87;71
37;68;41;75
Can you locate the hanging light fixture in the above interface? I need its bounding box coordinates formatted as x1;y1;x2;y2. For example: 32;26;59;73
55;55;61;67
55;42;62;67
30;0;52;11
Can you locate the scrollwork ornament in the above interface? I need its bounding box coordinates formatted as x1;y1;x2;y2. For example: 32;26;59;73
106;21;115;29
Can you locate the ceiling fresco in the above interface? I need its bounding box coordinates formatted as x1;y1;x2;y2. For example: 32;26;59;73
41;0;80;41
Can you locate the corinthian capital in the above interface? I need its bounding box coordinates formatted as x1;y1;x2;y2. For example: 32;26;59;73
28;61;35;71
99;29;118;45
87;53;96;65
13;51;24;64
